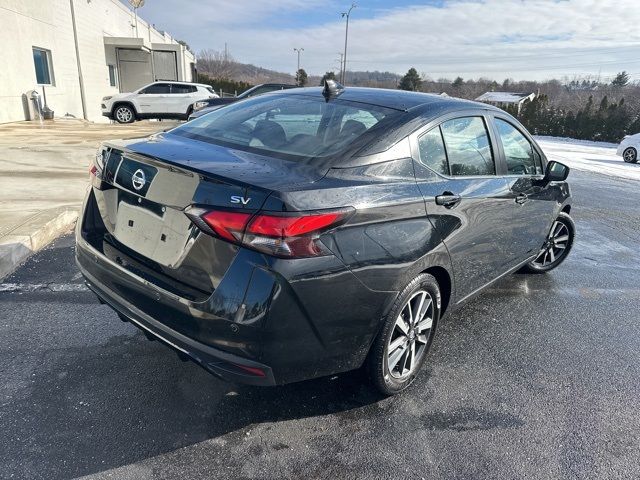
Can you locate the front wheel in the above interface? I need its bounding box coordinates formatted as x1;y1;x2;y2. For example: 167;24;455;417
623;147;638;163
367;274;440;395
521;212;575;273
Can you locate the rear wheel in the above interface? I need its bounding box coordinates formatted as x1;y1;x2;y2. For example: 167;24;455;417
521;212;575;273
367;274;440;395
623;147;638;163
113;105;135;124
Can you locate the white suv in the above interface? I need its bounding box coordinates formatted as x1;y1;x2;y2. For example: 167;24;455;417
102;82;218;123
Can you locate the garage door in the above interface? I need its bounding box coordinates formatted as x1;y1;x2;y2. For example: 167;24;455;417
152;51;178;82
117;49;153;93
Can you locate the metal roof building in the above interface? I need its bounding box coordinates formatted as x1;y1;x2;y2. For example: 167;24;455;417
0;0;196;123
475;91;537;113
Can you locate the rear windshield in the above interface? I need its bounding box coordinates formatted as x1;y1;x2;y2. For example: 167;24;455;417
169;94;399;160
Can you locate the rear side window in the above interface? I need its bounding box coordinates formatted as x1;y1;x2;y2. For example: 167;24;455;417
495;118;543;175
440;117;495;176
417;127;449;175
171;84;197;94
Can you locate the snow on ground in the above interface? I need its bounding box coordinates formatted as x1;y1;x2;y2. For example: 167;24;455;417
535;136;640;181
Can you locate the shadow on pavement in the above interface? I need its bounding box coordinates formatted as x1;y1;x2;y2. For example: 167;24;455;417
3;322;386;479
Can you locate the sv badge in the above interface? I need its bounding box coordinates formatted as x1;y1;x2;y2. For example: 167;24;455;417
230;195;251;205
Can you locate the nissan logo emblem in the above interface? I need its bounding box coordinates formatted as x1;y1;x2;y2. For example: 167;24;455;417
132;168;146;191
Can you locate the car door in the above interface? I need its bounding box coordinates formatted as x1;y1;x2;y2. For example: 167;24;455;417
411;113;515;300
489;115;558;265
166;83;196;115
136;83;171;115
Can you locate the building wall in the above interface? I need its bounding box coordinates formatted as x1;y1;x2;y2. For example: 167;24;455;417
0;0;195;123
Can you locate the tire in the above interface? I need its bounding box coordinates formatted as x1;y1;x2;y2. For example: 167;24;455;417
521;212;575;274
113;104;135;124
367;273;440;396
622;147;638;163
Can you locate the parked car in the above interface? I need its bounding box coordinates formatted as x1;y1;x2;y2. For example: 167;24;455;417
79;83;573;395
102;81;218;123
188;83;297;120
617;133;639;163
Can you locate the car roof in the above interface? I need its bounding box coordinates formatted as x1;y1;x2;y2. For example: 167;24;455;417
280;86;500;113
149;81;211;88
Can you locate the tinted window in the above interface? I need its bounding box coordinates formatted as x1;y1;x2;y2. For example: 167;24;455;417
495;119;543;175
33;48;53;85
418;127;449;175
245;86;274;97
171;84;197;94
171;95;397;160
441;117;495;176
141;83;171;94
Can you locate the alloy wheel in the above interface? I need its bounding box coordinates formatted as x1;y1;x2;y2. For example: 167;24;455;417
386;290;434;379
532;220;570;267
115;107;133;123
623;147;637;163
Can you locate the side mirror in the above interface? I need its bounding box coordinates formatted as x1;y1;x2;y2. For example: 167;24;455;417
544;161;569;182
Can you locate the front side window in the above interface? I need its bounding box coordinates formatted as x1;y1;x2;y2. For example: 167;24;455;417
441;117;495;176
32;47;53;85
170;95;397;160
495;118;543;175
140;83;171;94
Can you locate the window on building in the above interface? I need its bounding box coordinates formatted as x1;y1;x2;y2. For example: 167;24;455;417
108;65;117;87
32;47;54;85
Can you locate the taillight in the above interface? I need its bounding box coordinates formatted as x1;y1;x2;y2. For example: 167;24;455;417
90;148;106;180
197;208;353;258
201;211;251;242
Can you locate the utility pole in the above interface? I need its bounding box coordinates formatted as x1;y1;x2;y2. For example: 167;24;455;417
337;53;344;80
294;47;304;72
340;3;356;84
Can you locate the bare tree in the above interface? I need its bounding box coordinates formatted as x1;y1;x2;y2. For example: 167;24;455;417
197;49;239;79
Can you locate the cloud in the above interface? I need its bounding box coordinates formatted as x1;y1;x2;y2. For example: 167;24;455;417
138;0;640;81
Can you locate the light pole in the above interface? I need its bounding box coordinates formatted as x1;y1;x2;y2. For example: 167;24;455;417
340;3;356;84
294;47;304;72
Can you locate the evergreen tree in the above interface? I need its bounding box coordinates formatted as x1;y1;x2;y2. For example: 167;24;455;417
398;68;422;91
320;71;336;86
452;77;464;88
295;68;308;87
611;71;630;87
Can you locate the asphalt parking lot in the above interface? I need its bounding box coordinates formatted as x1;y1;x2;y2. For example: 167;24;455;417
1;168;639;480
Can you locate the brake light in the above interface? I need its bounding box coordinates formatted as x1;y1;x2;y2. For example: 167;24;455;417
199;208;353;258
201;211;251;242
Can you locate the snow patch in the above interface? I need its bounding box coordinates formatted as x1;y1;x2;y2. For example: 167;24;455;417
535;136;640;181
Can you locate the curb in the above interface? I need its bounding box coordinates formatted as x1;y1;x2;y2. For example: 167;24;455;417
0;206;79;280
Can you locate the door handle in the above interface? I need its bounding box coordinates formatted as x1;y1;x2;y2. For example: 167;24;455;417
435;192;461;208
515;193;529;205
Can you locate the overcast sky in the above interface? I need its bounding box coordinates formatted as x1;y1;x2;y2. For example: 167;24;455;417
134;0;640;82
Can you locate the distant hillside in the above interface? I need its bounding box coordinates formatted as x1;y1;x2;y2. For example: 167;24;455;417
197;51;296;85
196;50;401;88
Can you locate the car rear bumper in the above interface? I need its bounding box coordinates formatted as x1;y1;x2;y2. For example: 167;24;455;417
76;238;276;386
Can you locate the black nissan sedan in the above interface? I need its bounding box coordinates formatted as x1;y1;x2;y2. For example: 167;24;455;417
77;82;573;395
